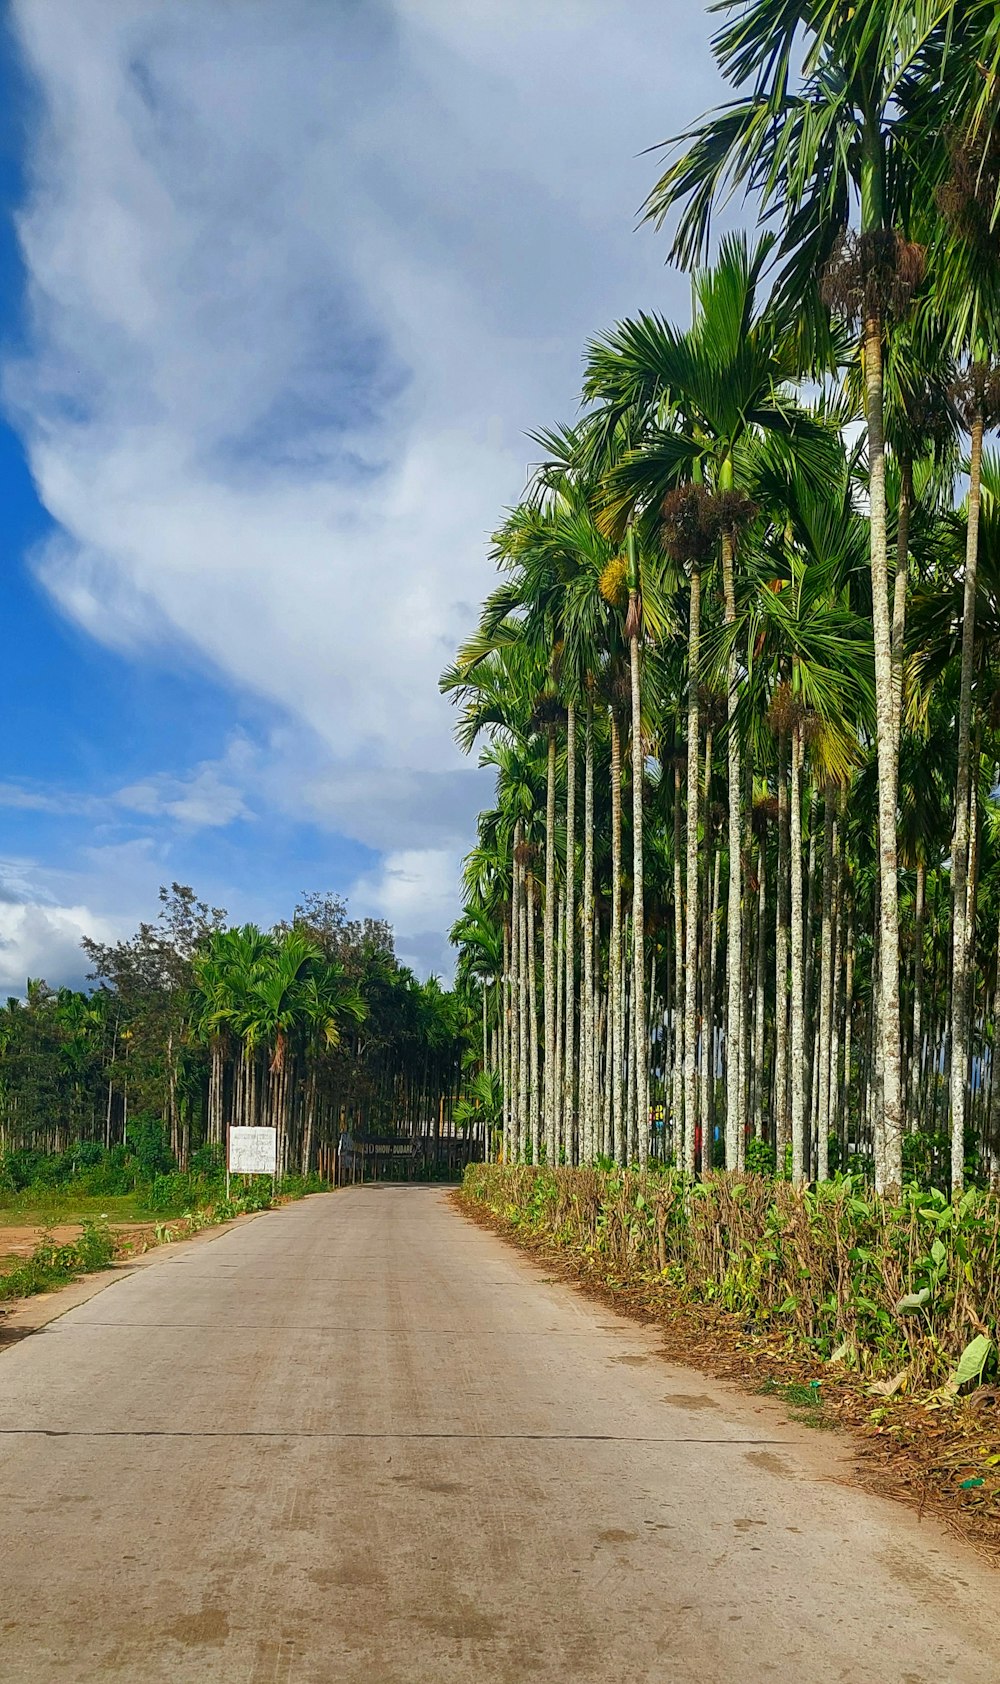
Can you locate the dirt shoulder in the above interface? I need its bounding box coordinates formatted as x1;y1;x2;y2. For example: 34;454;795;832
454;1188;1000;1564
0;1206;272;1344
0;1219;161;1267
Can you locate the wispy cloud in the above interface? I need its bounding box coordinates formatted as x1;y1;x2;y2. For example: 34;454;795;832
3;0;719;975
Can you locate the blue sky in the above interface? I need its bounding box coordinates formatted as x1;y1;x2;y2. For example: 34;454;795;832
0;0;716;991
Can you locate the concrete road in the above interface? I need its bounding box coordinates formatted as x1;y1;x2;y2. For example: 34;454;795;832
0;1185;996;1682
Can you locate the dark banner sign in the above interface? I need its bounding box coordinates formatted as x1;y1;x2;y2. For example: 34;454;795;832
339;1134;416;1157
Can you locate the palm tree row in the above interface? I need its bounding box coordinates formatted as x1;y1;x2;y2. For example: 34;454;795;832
445;0;1000;1192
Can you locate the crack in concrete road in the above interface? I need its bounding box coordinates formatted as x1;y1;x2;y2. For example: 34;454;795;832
0;1428;800;1443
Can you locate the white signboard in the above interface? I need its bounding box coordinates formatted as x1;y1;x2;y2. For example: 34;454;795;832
228;1126;278;1177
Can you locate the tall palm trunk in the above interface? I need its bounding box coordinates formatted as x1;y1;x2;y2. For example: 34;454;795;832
753;839;767;1135
503;845;513;1164
649;949;658;1146
527;873;541;1162
863;315;903;1191
601;984;613;1158
699;724;715;1167
816;788;837;1181
910;861;926;1126
610;707;625;1164
482;979;488;1076
684;568;701;1173
210;1040;224;1145
949;405;986;1192
829;864;844;1159
802;793;819;1156
628;606;649;1167
672;761;685;1161
582;702;595;1162
843;904;855;1155
564;701;577;1161
555;886;565;1163
501;875;508;1165
301;1066;317;1176
501;882;508;1158
721;525;744;1169
543;723;558;1164
789;720;806;1185
702;846;721;1171
623;934;635;1160
774;730;791;1164
518;861;530;1161
989;912;1000;1191
891;455;913;756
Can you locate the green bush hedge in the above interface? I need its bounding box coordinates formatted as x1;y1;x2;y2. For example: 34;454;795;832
462;1164;1000;1387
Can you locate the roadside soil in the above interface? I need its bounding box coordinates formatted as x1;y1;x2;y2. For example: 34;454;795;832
455;1189;1000;1564
0;1219;162;1266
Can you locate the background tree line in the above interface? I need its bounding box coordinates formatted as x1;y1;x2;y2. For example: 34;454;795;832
0;884;474;1177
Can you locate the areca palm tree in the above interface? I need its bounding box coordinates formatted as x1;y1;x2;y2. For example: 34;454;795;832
926;119;1000;1189
729;450;875;1177
641;0;954;1188
584;231;828;1169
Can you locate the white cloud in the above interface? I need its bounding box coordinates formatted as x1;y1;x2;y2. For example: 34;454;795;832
352;845;460;929
115;738;254;828
350;845;463;976
0;781;90;815
0;745;254;834
0;899;119;995
4;0;720;965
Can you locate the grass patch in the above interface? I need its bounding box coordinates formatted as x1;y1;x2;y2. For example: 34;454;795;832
0;1192;151;1229
757;1377;836;1429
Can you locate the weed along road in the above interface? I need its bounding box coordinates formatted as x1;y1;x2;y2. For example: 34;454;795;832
0;1186;996;1682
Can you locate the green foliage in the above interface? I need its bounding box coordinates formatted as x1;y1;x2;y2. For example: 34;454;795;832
278;1171;325;1198
952;1334;994;1390
189;1142;224;1178
744;1137;776;1177
0;1220;116;1302
124;1115;175;1179
0;885;472;1184
757;1377;833;1429
901;1127;982;1191
463;1165;1000;1386
142;1171;197;1215
453;1069;503;1135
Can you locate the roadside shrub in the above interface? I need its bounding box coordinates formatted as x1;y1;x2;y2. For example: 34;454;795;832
189;1142;225;1181
744;1137;776;1177
0;1220;116;1302
279;1172;324;1198
462;1165;1000;1386
5;1148;55;1191
142;1171;196;1215
70;1144;132;1196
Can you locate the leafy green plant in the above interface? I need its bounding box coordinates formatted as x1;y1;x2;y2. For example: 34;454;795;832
744;1137;776;1177
462;1165;1000;1387
0;1220;115;1302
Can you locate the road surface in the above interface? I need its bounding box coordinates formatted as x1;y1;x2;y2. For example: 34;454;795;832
0;1184;996;1682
